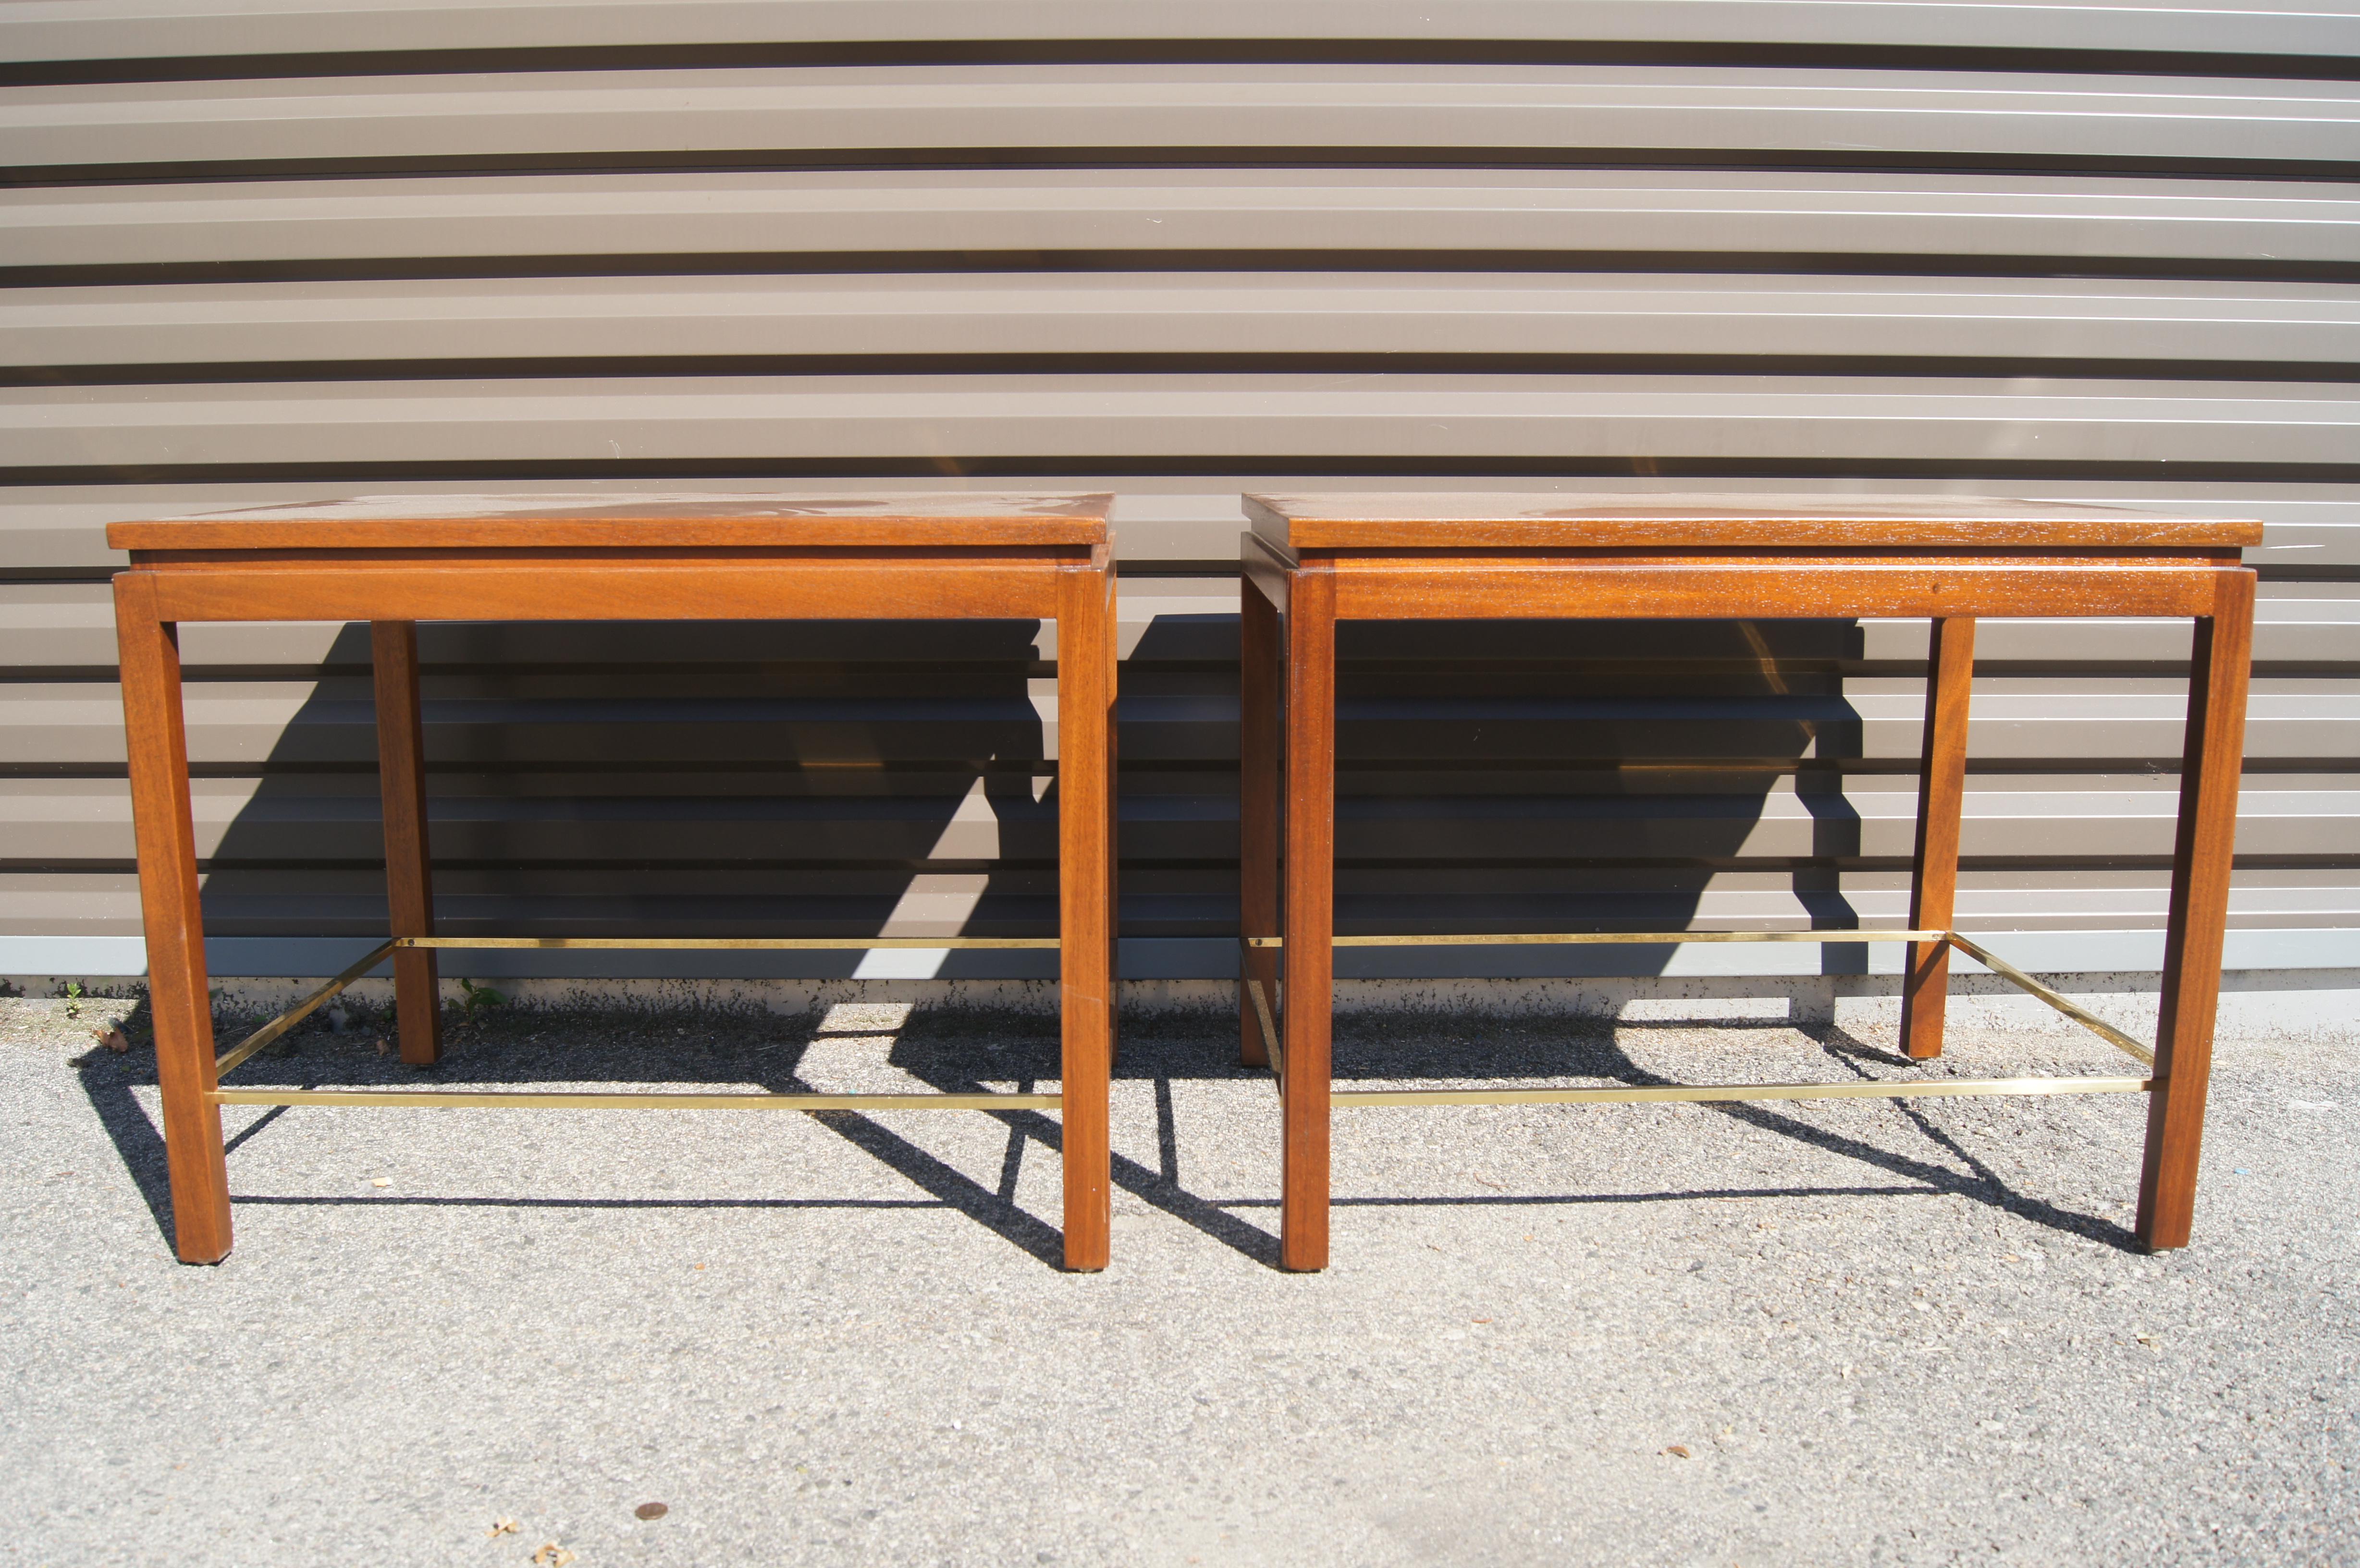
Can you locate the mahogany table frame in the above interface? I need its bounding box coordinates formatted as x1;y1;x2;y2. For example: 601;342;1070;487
1236;493;2260;1273
109;496;1118;1272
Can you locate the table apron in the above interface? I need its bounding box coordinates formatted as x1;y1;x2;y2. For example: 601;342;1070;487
129;559;1068;622
1327;561;2237;621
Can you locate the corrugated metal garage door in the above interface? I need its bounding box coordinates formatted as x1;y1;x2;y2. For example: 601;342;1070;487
4;1;2358;984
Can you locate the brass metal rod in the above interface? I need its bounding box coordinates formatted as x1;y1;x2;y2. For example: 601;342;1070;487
396;935;1060;950
1942;933;2157;1067
213;939;397;1079
1331;1075;2151;1108
208;1089;1062;1111
1242;930;1942;949
1252;980;1285;1085
1243;964;1285;1086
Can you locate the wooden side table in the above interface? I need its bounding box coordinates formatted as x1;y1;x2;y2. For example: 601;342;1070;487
110;494;1118;1271
1238;493;2258;1272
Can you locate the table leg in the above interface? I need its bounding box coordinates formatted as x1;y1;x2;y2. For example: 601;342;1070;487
1105;570;1122;1076
1281;567;1336;1272
1239;572;1281;1067
1902;617;1976;1060
2138;572;2254;1250
372;622;441;1065
1057;561;1115;1272
115;576;232;1263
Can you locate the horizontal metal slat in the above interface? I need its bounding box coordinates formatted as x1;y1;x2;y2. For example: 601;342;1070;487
1351;787;2352;859
9;870;2353;945
8;2;2354;63
1309;876;2360;933
0;686;1079;767
1326;688;2360;763
12;375;2360;470
12;172;2360;275
0;778;1042;862
14;274;2360;369
11;66;2359;172
1327;691;2360;763
4;684;2350;767
5;777;2348;864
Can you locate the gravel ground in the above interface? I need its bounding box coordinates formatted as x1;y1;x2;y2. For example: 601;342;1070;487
2;990;2354;1567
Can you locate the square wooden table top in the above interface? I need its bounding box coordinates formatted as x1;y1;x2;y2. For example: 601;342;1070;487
107;492;1114;554
1244;492;2261;553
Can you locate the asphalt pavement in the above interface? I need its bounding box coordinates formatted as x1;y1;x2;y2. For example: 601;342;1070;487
3;990;2353;1566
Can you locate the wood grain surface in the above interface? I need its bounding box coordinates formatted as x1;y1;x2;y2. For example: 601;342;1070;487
108;493;1112;553
139;560;1066;624
1247;492;2263;553
1327;558;2232;622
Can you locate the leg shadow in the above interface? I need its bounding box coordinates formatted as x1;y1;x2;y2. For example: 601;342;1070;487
1611;1016;2137;1250
1328;1011;2135;1250
73;997;175;1249
799;1104;1069;1269
1789;1020;2141;1251
885;1009;1285;1268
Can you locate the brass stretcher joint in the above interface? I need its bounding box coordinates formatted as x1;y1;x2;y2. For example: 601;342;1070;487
209;933;1067;1113
1236;927;2158;1106
1244;969;1285;1090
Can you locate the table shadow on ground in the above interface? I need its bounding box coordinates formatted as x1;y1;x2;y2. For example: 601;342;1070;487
75;1002;2138;1273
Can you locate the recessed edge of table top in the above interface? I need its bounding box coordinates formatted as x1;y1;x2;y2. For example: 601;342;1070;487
106;492;1114;553
1243;493;2263;553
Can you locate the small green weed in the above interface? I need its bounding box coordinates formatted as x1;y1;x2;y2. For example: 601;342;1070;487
456;978;508;1024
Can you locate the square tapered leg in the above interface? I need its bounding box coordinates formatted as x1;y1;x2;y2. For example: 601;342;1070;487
372;622;441;1065
1901;617;1975;1060
116;575;232;1263
1279;566;1337;1273
2139;574;2253;1250
1056;557;1115;1272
